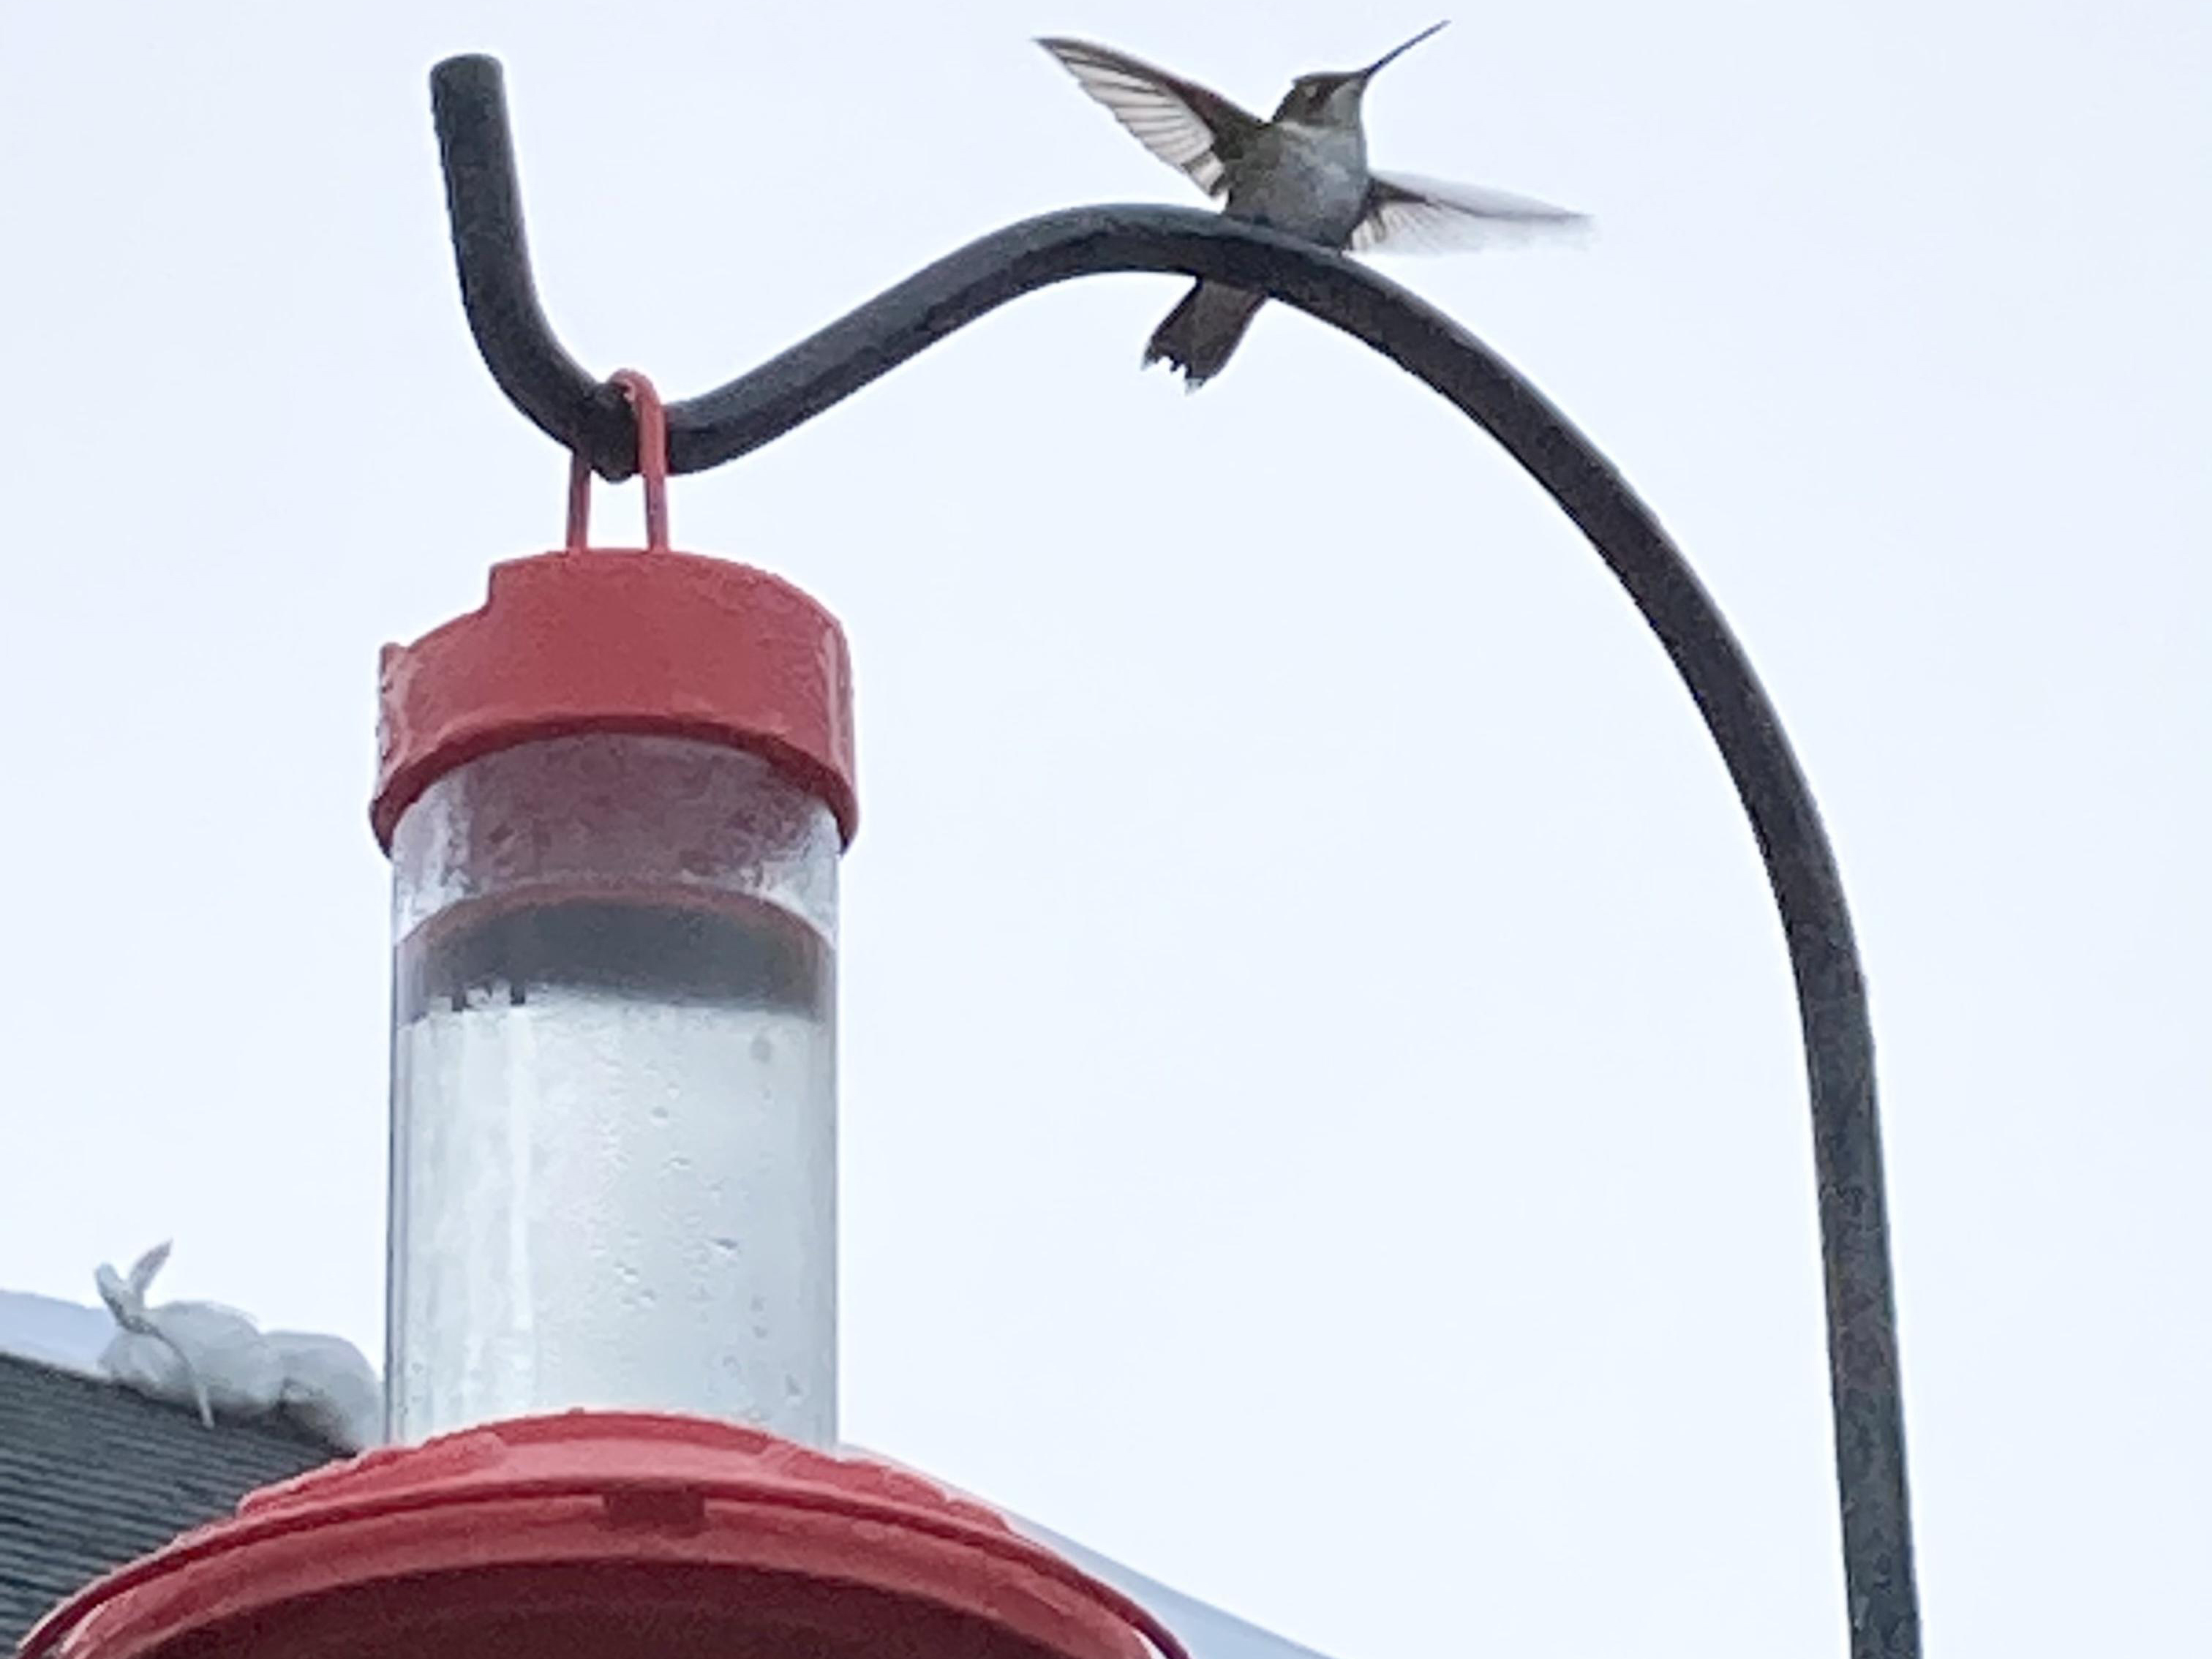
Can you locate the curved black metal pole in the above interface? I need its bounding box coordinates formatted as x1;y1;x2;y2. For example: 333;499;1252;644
431;52;1921;1658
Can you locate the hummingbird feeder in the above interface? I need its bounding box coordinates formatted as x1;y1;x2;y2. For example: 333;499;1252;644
22;48;1922;1659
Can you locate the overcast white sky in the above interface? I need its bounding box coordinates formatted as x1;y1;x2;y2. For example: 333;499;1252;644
1;3;2205;1655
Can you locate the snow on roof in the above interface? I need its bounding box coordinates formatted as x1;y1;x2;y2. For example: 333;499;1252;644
1016;1519;1341;1659
0;1289;114;1379
840;1442;1342;1659
1;1251;382;1453
2;1289;1335;1659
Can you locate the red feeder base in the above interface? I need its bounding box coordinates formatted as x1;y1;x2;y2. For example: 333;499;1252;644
22;1413;1179;1659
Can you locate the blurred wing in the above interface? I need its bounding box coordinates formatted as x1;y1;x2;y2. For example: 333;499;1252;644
1352;171;1590;254
1038;37;1263;198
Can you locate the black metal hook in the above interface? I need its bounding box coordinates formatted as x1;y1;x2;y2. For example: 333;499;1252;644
428;52;1922;1659
430;56;633;475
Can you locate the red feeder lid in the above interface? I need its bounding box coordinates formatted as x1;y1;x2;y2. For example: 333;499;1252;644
371;549;858;851
21;1412;1181;1659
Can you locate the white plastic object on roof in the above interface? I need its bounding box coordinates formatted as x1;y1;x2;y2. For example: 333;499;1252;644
93;1242;382;1451
266;1330;384;1448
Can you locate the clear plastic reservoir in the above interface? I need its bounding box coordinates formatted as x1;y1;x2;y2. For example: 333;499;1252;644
385;732;838;1445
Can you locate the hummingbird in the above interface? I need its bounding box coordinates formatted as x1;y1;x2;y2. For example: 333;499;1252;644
1039;23;1584;388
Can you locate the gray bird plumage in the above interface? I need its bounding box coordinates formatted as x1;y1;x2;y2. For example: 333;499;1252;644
1039;24;1584;387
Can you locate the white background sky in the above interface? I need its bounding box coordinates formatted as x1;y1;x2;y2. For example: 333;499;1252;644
1;3;2205;1655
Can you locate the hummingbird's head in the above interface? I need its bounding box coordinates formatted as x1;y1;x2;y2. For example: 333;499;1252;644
1273;20;1448;127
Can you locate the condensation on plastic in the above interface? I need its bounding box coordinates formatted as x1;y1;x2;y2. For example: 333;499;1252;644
386;733;840;1446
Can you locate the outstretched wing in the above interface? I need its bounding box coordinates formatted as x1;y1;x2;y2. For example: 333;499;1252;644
1037;37;1264;198
1352;171;1589;254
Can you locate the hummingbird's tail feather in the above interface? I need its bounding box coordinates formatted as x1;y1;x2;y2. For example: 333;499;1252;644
1144;281;1265;390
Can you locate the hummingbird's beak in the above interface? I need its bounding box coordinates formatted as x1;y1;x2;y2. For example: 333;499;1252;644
1358;20;1448;81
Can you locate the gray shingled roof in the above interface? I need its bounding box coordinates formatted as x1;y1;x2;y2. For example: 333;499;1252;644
0;1353;340;1649
0;1347;1336;1659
